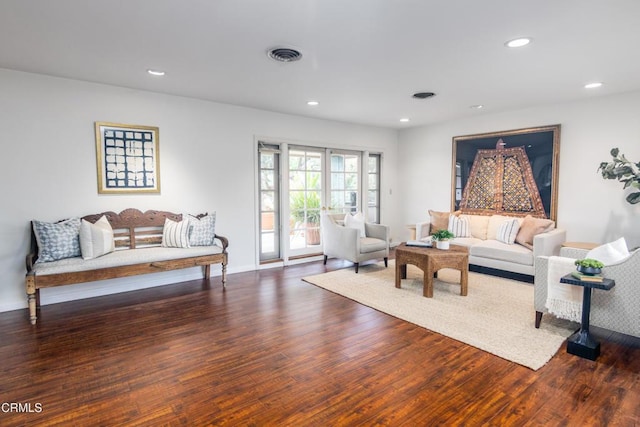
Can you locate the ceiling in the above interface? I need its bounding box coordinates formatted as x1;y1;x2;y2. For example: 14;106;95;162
2;0;640;129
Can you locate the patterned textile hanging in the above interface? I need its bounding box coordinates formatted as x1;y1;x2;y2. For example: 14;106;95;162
460;140;546;218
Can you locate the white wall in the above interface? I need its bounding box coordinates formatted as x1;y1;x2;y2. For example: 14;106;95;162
0;69;400;312
398;90;640;248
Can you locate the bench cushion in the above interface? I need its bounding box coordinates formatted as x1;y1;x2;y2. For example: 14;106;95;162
33;246;223;276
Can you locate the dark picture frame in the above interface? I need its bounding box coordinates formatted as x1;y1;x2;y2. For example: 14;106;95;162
451;124;561;221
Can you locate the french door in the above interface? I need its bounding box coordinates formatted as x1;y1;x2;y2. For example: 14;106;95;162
258;142;380;264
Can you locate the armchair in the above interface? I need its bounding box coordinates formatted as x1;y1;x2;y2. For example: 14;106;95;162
321;213;389;273
534;246;640;338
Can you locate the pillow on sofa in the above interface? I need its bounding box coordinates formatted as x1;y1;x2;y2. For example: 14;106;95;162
79;215;115;260
496;219;520;245
586;237;630;265
429;210;460;234
345;212;366;238
33;217;82;263
188;212;216;246
515;215;555;249
162;218;191;248
448;215;470;238
462;214;490;240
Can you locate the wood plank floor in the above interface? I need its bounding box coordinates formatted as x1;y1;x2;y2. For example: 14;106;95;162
1;257;638;426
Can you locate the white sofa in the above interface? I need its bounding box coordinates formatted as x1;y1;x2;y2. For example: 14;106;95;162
416;213;566;277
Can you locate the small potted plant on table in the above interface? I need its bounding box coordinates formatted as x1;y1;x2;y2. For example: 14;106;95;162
574;258;604;275
431;229;455;250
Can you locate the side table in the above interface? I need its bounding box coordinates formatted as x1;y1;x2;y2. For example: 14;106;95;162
560;274;615;360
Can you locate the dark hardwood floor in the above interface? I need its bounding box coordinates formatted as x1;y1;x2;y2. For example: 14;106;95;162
1;256;638;426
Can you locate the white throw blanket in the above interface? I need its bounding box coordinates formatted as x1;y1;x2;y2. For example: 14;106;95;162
546;256;582;322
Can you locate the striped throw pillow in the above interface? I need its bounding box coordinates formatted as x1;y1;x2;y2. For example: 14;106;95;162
496;219;520;245
161;218;191;248
447;215;470;238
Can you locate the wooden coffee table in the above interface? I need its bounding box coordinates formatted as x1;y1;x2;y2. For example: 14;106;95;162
395;242;469;297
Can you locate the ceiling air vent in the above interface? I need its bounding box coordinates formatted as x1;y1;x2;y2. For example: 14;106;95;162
413;92;436;99
267;47;302;62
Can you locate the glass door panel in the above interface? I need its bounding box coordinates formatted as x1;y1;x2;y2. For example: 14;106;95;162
288;149;323;255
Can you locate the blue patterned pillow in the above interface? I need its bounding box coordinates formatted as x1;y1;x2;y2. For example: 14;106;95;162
188;212;216;246
33;218;82;263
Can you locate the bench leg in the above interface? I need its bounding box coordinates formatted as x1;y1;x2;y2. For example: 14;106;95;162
26;276;37;325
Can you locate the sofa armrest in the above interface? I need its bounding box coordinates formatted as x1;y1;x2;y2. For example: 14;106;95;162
365;223;389;241
416;221;431;240
533;228;566;259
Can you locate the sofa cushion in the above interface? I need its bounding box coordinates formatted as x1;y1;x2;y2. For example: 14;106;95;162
515;215;555;248
79;215;115;260
33;217;82;263
360;237;387;253
470;240;534;266
31;246;224;276
496;218;520;245
451;237;483;248
448;215;470;238
462;214;490;240
429;209;460;234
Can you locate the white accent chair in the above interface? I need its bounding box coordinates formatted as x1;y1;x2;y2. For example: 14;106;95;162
321;213;389;273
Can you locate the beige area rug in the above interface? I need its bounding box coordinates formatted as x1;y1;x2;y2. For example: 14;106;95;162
303;260;577;370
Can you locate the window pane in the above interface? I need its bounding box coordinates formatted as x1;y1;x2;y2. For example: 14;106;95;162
261;153;274;169
261;170;274;190
368;174;377;189
307;172;321;190
345;173;358;190
261;212;275;232
261;191;274;210
345;156;358;172
306;153;322;171
368;190;377;205
368;157;377;173
331;191;344;208
331;155;344;172
289;152;305;170
289;171;306;190
331;172;344;190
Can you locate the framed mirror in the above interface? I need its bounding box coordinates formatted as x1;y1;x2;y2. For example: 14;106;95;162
451;124;561;221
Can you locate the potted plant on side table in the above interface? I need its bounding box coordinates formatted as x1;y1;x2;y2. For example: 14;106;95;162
431;229;455;250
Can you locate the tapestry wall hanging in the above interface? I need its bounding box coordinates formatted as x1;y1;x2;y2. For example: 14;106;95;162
452;125;560;220
94;122;160;194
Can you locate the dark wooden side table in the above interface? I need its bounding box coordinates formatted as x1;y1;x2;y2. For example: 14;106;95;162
560;274;615;361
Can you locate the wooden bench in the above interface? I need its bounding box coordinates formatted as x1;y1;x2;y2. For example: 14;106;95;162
26;208;229;325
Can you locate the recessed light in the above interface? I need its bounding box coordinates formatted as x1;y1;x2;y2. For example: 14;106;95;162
505;37;532;48
584;82;603;89
399;118;410;123
307;100;319;106
147;69;165;76
470;104;484;109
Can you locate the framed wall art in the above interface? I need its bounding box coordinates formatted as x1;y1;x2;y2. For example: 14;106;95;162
94;122;160;194
451;124;560;220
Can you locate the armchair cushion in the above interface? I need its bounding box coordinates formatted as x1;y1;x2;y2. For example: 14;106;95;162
360;237;387;253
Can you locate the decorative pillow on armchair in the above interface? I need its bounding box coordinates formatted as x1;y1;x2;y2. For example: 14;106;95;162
188;212;216;246
345;212;366;238
33;217;82;262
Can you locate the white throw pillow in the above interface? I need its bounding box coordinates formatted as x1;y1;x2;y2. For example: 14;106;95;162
448;215;470;238
496;219;520;245
344;212;366;238
585;237;630;265
79;215;115;260
161;218;191;248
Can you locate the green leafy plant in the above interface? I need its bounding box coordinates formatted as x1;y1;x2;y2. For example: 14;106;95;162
574;258;604;269
290;191;321;225
431;229;455;241
598;148;640;204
